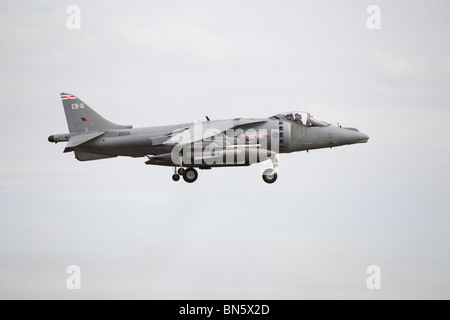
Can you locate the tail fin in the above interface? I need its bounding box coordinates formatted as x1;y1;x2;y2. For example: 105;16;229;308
60;92;132;133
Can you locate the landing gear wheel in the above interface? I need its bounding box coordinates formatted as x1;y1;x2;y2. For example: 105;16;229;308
183;168;198;183
172;174;180;182
262;169;278;184
177;168;185;175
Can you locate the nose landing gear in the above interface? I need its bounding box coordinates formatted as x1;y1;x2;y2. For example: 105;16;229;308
262;154;279;184
262;169;278;184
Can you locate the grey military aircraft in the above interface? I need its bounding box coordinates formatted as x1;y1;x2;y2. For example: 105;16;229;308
48;93;369;183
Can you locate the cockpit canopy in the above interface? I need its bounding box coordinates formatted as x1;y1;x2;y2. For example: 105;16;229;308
278;111;330;127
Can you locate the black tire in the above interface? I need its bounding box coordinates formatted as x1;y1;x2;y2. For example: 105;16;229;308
172;174;180;182
177;168;185;175
262;169;278;184
183;168;198;183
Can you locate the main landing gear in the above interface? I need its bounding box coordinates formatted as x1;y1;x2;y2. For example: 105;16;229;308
172;167;198;183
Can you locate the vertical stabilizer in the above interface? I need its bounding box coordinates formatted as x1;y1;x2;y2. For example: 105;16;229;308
60;93;132;133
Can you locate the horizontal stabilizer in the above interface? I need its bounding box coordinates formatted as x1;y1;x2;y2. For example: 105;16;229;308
64;131;105;153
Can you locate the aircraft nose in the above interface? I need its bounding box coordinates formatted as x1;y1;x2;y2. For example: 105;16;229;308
357;132;369;143
340;128;369;144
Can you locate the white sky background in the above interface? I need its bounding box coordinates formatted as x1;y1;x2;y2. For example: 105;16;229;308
0;0;449;299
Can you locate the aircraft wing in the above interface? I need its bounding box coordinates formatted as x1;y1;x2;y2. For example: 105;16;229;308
162;119;267;146
64;131;105;153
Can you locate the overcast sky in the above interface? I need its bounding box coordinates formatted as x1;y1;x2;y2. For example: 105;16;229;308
0;0;449;299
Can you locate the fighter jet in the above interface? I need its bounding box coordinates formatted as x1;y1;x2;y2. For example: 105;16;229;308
48;93;369;183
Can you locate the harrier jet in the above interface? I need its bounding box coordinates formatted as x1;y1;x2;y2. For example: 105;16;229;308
48;93;369;183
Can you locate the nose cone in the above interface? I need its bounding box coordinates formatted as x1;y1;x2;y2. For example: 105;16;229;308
355;132;369;143
340;128;369;144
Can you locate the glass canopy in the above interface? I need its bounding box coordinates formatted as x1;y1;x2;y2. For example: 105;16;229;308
280;111;330;127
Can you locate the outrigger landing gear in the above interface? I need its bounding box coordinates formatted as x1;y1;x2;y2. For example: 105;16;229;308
171;150;199;183
172;166;181;182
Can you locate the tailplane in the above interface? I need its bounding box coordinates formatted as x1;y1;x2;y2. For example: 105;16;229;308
60;92;132;133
